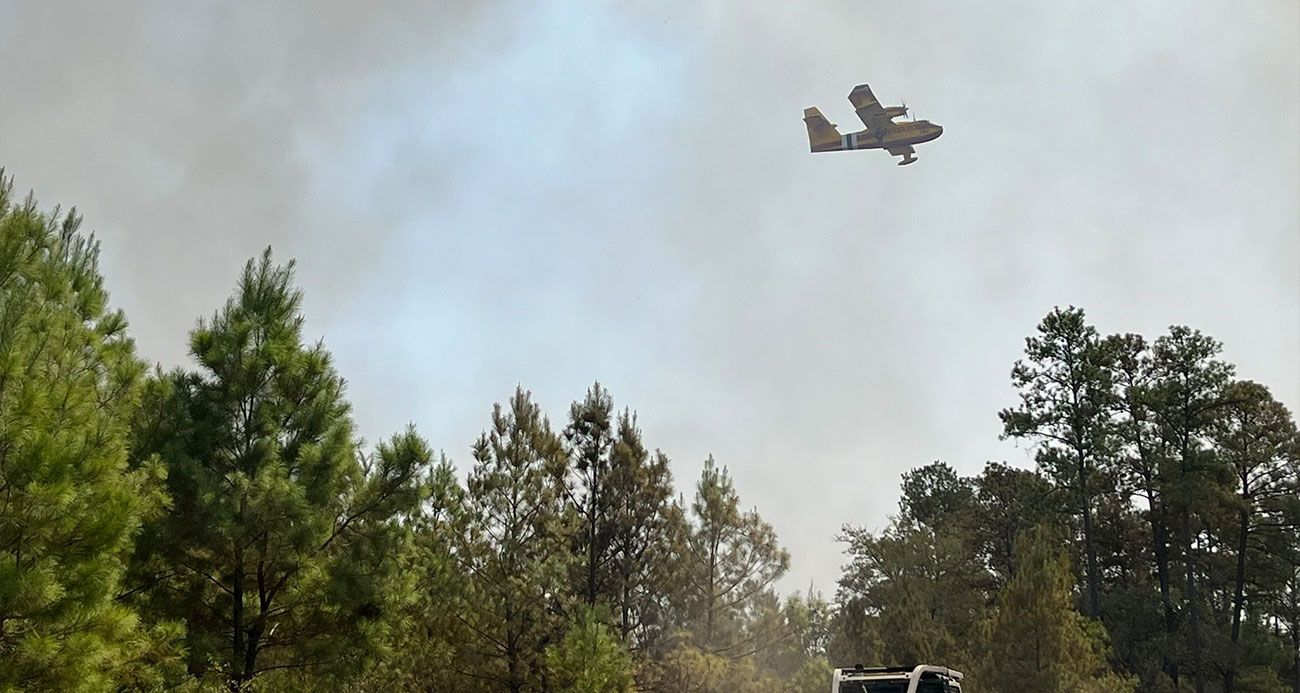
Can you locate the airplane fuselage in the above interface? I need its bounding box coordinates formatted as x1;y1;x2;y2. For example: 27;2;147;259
810;120;944;153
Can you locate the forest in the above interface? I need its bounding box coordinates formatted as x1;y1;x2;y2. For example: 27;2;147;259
1;172;1297;693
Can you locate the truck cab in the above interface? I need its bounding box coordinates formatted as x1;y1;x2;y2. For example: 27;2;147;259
831;664;964;693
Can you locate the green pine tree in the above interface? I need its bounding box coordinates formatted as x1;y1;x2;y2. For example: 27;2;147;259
604;409;681;651
546;606;636;693
457;386;573;693
563;382;617;608
0;174;163;691
1213;380;1300;693
1000;306;1119;621
835;522;985;669
981;528;1135;693
1148;326;1236;693
683;456;789;654
125;249;431;689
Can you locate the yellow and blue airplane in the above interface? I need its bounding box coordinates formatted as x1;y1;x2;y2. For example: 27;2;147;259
804;84;943;165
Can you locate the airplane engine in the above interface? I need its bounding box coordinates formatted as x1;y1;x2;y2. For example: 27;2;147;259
885;106;908;119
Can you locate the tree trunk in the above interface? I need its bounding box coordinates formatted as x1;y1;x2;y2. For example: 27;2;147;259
1225;508;1250;693
1152;512;1179;687
232;546;245;690
1183;508;1206;693
706;534;718;650
587;509;598;606
1293;642;1299;693
1079;450;1101;620
1289;572;1298;693
507;603;522;693
620;577;631;642
242;624;262;688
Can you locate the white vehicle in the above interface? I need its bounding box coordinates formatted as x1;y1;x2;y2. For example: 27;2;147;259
831;664;964;693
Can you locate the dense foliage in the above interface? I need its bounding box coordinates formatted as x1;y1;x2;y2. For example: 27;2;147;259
2;174;1297;692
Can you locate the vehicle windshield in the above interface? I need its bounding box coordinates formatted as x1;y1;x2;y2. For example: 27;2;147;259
840;679;953;693
841;683;901;693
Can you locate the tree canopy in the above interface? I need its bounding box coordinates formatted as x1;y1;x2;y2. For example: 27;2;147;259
3;174;1297;692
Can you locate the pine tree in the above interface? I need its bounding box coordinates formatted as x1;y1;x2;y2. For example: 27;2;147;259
835;522;986;669
1148;326;1235;693
546;606;636;693
563;382;616;608
981;528;1135;693
0;175;160;691
897;461;978;535
758;591;832;680
682;457;789;655
604;409;681;650
1000;306;1119;621
125;249;431;688
1105;331;1184;686
343;453;467;692
1282;564;1300;693
972;462;1062;585
1213;381;1300;693
457;386;572;693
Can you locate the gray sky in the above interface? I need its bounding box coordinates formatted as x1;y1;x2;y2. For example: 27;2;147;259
2;0;1297;595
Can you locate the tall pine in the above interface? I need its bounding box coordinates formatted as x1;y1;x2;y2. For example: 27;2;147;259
457;386;572;693
563;382;616;608
605;409;681;650
683;457;789;655
1148;326;1234;693
1000;306;1118;620
0;176;158;691
126;249;431;688
1213;380;1300;693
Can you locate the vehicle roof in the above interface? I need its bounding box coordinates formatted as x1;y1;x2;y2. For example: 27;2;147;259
833;665;964;681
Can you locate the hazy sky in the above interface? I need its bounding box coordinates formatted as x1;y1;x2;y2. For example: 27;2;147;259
2;0;1297;594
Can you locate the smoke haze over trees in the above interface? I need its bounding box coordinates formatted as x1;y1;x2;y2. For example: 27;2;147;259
2;174;1297;691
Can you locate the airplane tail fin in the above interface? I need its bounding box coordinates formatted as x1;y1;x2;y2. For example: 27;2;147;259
803;107;841;152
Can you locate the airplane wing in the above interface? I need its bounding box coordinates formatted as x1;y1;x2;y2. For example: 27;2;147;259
848;84;889;127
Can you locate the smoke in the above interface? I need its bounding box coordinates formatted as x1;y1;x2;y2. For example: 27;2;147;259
2;0;1296;594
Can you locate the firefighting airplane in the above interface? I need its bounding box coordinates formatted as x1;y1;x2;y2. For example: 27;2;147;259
803;84;943;165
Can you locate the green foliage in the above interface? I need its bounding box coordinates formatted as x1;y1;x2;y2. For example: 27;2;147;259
604;410;683;652
125;249;431;689
7;173;1299;693
836;522;986;669
682;456;789;654
1213;380;1300;692
644;644;785;693
759;591;832;679
456;386;572;692
787;657;833;693
898;461;977;533
0;173;162;691
564;383;617;608
645;645;727;693
980;528;1135;693
972;462;1061;585
345;455;467;692
1000;306;1119;620
547;606;636;693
